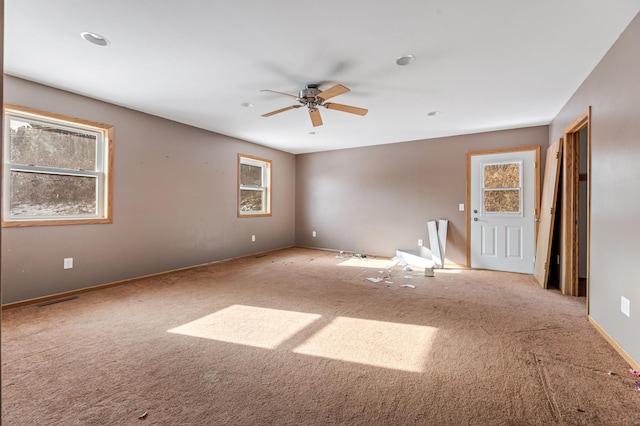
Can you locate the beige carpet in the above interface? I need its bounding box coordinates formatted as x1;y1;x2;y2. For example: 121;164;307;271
2;247;639;425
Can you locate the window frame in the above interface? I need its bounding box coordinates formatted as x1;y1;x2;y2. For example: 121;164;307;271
238;154;272;217
2;104;114;227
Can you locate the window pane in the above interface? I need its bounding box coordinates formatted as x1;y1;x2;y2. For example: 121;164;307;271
484;163;520;188
10;171;97;216
484;189;520;213
9;118;97;171
240;164;263;186
240;189;264;212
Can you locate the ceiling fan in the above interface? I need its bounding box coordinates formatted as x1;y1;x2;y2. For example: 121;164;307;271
260;84;368;127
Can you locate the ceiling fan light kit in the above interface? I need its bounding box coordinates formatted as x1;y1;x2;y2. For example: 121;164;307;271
261;84;368;127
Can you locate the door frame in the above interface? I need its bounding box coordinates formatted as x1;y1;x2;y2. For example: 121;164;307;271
466;146;541;267
561;107;591;305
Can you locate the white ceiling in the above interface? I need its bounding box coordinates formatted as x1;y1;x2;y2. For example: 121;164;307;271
5;1;640;154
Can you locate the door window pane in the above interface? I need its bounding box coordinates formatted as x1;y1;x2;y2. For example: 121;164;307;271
483;163;520;188
482;161;522;215
483;189;521;213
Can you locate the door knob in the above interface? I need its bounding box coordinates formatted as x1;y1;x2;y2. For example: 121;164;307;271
474;218;478;221
473;209;478;214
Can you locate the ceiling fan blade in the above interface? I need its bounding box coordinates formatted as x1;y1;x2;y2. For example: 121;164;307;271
324;103;368;116
260;89;299;99
317;84;350;101
309;109;323;127
261;105;302;117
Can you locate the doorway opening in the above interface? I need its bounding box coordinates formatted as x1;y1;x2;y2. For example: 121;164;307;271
466;146;540;274
547;164;562;290
553;107;591;302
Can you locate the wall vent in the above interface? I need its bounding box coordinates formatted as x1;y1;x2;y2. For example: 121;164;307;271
37;296;79;307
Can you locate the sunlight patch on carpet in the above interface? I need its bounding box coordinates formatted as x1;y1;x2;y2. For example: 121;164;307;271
337;258;398;269
293;317;437;372
168;305;321;349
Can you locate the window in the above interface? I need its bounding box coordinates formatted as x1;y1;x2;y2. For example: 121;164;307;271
238;154;271;217
482;161;522;215
2;104;114;227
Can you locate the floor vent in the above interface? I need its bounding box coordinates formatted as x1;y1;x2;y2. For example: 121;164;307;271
37;296;79;307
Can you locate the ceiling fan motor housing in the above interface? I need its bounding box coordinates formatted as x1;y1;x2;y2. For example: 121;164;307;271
299;84;322;100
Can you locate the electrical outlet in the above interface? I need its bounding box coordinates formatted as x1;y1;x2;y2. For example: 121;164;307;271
64;258;73;269
621;296;630;317
418;239;423;246
251;235;256;242
312;231;316;237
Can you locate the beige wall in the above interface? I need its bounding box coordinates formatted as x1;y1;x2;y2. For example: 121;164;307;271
1;76;296;304
295;126;548;265
550;12;640;365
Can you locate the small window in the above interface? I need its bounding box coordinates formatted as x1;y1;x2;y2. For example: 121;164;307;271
2;104;114;227
482;161;522;215
238;154;271;217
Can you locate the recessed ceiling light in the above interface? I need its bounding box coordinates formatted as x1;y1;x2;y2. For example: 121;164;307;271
241;102;254;108
80;32;110;46
396;55;415;66
427;111;441;117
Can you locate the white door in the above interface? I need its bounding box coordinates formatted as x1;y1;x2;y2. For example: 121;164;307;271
470;149;537;274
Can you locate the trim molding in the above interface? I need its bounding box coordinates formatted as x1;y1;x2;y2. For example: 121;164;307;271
588;315;640;370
